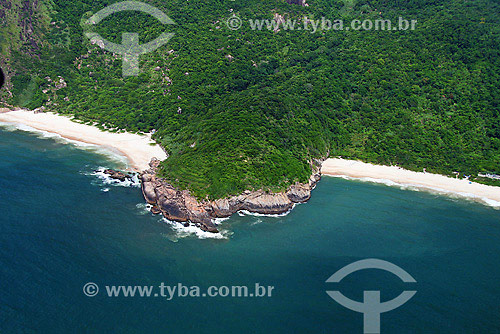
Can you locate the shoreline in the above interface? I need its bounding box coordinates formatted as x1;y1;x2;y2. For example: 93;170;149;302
1;108;497;208
322;158;500;207
0;109;167;171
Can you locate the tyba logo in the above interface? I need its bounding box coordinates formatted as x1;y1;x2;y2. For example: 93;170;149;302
82;1;175;76
326;259;417;334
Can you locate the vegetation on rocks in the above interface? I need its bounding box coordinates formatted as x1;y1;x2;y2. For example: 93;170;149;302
1;0;499;198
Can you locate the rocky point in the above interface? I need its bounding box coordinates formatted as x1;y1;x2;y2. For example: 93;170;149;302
139;158;322;233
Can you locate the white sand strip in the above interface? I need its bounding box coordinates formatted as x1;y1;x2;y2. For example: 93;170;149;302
322;158;500;207
0;109;167;171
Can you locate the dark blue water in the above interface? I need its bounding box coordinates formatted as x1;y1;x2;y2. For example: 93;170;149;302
1;125;500;334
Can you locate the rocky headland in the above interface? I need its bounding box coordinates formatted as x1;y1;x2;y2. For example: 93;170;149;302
139;158;323;233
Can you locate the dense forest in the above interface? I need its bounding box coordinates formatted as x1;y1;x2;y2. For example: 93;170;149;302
1;0;499;198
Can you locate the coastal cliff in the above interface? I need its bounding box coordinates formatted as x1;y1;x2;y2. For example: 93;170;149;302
140;158;322;233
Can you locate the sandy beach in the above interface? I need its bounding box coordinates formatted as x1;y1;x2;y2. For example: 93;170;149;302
322;158;500;207
0;109;167;171
0;108;497;206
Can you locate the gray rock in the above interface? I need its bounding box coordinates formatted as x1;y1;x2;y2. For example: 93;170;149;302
103;169;129;182
141;180;157;204
139;158;326;233
240;192;293;214
149;157;161;169
287;183;311;203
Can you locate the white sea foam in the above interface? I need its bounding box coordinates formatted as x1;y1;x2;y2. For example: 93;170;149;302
135;203;153;215
481;197;500;208
250;218;263;226
328;174;500;209
213;217;231;225
0;121;34;133
162;218;232;241
237;205;295;218
0;121;129;167
91;167;141;188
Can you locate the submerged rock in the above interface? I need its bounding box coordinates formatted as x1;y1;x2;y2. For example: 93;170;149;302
103;169;130;182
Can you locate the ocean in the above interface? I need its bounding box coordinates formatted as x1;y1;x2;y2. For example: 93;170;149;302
1;124;499;333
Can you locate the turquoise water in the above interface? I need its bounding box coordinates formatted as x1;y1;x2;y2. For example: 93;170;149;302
1;125;500;333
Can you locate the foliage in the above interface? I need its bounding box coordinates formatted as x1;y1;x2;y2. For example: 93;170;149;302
1;0;499;199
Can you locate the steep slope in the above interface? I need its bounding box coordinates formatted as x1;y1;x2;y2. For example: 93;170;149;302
1;0;500;199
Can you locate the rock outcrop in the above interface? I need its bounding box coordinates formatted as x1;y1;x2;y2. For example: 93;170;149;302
140;158;322;233
103;169;131;182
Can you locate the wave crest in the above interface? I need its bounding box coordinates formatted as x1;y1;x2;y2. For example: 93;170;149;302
328;175;500;209
161;218;233;241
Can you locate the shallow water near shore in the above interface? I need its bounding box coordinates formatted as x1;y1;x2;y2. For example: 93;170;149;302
1;126;500;333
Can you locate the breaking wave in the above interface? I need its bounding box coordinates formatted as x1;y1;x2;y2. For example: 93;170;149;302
328;174;500;209
237;205;296;218
88;167;141;188
0;121;129;168
161;218;233;241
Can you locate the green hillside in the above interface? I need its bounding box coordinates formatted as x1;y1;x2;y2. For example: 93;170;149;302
1;0;499;198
